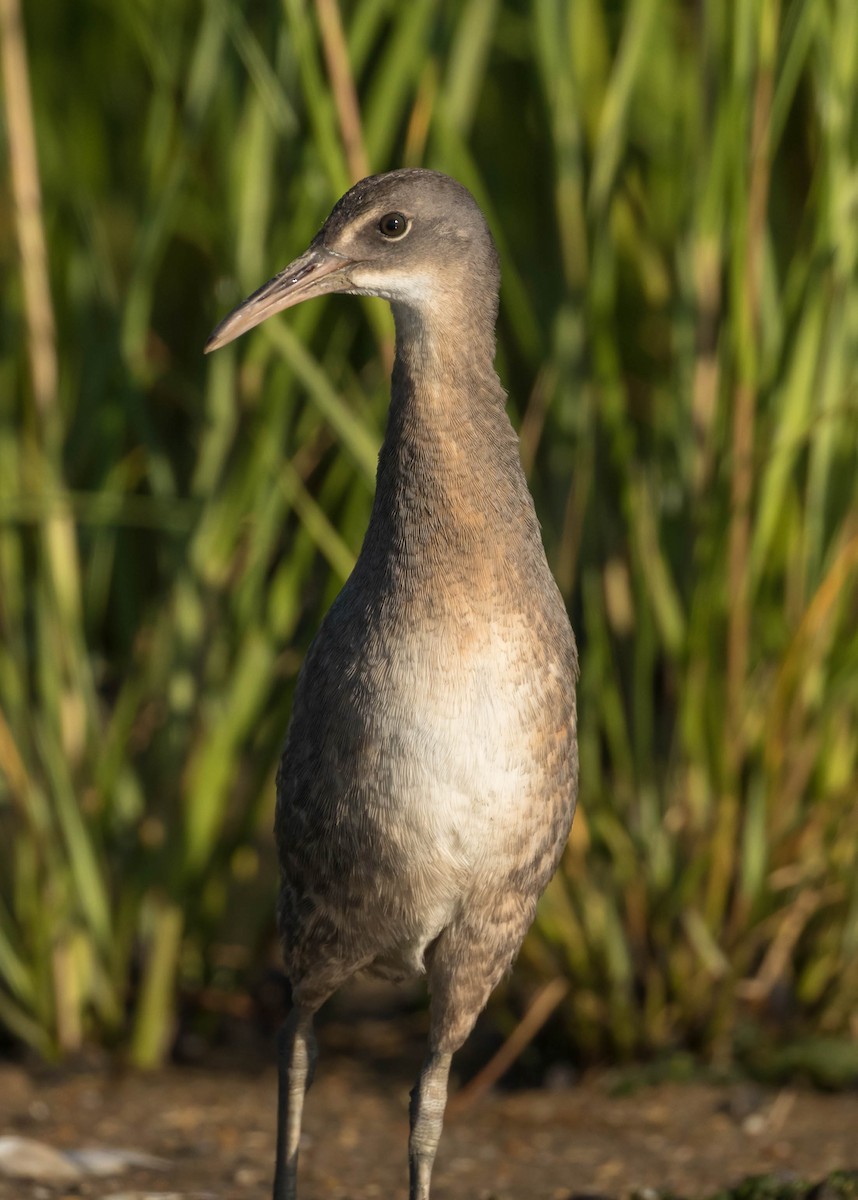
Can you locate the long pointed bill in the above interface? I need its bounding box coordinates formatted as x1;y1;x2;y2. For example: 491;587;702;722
205;245;353;353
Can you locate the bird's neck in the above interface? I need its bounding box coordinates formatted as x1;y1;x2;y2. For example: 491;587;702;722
357;304;541;595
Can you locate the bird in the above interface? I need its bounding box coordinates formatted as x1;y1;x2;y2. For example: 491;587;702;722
206;168;579;1200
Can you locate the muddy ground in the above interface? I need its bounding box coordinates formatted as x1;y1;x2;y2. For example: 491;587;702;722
1;988;856;1200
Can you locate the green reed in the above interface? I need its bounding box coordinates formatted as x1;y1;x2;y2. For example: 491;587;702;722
0;0;855;1066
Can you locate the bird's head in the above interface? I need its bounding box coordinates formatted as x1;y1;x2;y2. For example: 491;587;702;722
205;169;499;353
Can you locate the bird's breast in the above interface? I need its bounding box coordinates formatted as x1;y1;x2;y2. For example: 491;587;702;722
292;577;575;865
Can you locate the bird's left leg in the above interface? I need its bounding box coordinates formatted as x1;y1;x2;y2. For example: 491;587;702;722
410;892;537;1200
409;1047;453;1200
409;914;519;1200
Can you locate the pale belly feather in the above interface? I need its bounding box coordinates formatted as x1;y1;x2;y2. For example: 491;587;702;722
338;618;568;974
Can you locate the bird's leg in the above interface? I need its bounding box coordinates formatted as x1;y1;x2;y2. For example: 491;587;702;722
410;910;527;1199
409;1049;453;1200
273;1005;317;1200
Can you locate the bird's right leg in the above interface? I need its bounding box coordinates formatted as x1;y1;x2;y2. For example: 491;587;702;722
272;1004;317;1200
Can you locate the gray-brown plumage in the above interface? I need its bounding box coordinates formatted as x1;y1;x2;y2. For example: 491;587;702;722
206;169;578;1200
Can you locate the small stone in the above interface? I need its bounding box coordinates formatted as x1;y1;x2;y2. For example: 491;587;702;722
67;1147;173;1175
102;1193;186;1200
233;1165;261;1186
102;1193;218;1200
0;1135;82;1184
743;1112;767;1136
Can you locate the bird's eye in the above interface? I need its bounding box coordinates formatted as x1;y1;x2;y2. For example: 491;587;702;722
378;212;409;239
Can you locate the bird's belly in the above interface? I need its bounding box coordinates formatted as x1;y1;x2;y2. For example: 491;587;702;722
278;607;576;979
353;619;569;874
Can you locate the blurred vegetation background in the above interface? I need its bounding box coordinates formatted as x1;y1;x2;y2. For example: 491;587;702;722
0;0;857;1075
